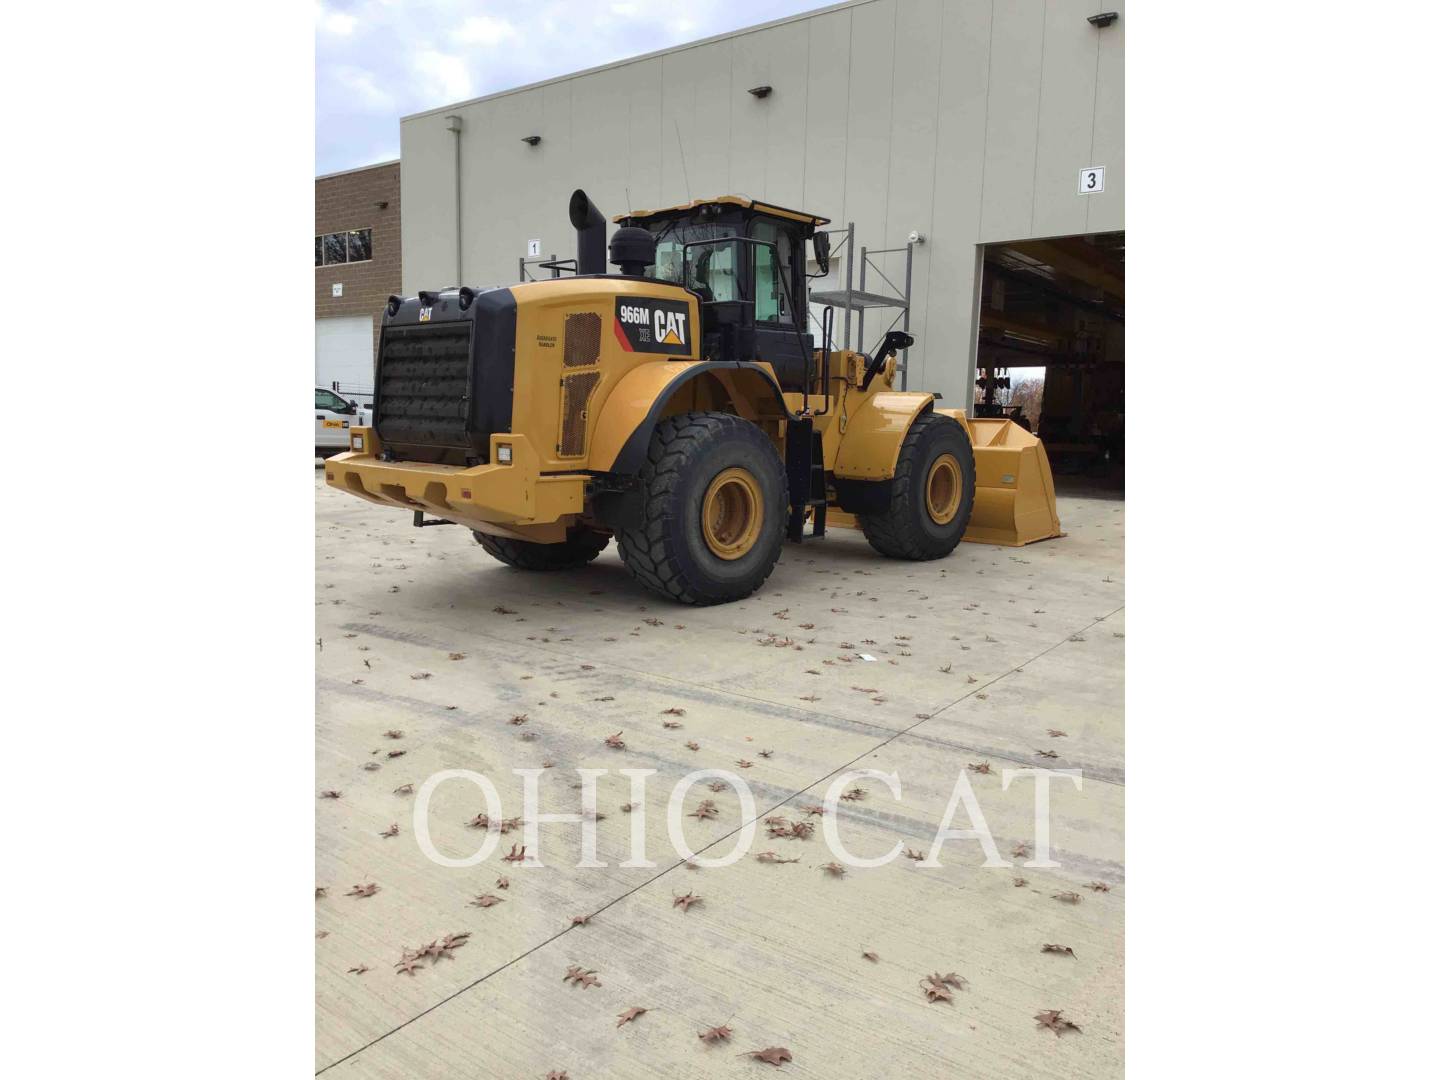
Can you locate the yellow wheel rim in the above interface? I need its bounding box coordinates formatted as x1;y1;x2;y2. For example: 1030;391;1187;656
925;453;962;525
701;467;763;560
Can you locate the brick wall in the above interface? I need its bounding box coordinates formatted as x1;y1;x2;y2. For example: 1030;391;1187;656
315;160;401;371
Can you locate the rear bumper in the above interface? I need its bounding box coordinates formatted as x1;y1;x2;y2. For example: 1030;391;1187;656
324;428;586;533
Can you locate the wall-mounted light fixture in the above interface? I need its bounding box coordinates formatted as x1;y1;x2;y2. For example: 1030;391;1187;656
374;200;389;210
1087;12;1118;27
747;85;773;99
521;135;542;146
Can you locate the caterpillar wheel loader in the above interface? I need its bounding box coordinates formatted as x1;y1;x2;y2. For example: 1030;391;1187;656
325;190;1062;605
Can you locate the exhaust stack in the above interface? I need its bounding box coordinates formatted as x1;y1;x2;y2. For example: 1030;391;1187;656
569;189;606;276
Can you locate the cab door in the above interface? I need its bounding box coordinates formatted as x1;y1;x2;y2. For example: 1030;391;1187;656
315;387;353;451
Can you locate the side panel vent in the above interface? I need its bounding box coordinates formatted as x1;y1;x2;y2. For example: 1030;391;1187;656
563;312;601;368
558;371;602;457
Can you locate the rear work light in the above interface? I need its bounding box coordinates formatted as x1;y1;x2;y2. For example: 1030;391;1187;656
496;444;513;464
351;433;364;451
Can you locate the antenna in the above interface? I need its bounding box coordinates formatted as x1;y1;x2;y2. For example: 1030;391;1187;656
625;186;632;215
673;119;692;202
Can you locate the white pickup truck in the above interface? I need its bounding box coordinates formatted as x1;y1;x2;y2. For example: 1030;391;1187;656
315;387;371;458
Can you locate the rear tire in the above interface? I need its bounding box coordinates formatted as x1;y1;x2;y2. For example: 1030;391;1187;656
858;412;975;560
473;525;609;571
616;411;787;605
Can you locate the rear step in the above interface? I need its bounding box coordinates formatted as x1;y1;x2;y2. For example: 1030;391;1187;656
785;419;828;541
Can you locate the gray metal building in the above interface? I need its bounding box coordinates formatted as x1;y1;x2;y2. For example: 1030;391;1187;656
398;0;1124;426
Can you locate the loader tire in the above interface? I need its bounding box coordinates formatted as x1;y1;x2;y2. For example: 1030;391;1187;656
859;412;975;561
615;411;787;605
473;525;609;571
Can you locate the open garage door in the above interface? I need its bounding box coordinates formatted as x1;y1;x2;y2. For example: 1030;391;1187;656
975;233;1124;490
315;315;374;403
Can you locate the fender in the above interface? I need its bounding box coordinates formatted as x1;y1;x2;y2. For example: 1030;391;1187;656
588;360;792;476
832;391;935;480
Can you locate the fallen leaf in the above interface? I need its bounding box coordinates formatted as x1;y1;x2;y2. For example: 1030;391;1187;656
1035;1009;1081;1036
1052;891;1081;904
605;731;626;749
689;800;719;821
662;707;686;716
393;783;414;795
493;605;516;615
379;823;399;838
1035;748;1059;759
673;891;702;912
1041;944;1076;958
616;1006;647;1028
319;790;343;799
447;652;466;661
745;1047;793;1067
756;851;800;864
1012;876;1028;887
348;964;369;975
967;761;993;775
685;741;700;751
347;883;379;898
502;844;528;863
819;862;846;877
1085;881;1111;892
410;672;431;680
383;730;404;739
903;847;925;860
496;876;509;889
698;1024;733;1044
563;965;601;989
1047;729;1068;738
862;950;879;962
394;955;423;975
663;720;682;729
736;759;754;768
470;893;504;908
840;787;867;801
509;713;529;725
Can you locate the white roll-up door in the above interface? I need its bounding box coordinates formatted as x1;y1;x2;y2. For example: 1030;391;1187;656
315;316;374;398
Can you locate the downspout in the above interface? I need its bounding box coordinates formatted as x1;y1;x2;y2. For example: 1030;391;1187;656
445;115;463;283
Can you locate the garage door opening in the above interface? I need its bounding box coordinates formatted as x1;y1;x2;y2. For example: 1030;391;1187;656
975;232;1124;491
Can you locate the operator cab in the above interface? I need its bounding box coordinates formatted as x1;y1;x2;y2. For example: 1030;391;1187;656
614;197;832;393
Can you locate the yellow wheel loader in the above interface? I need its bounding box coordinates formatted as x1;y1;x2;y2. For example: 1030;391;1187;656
325;190;1062;605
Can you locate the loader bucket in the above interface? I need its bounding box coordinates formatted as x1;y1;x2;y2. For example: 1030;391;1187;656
962;419;1064;547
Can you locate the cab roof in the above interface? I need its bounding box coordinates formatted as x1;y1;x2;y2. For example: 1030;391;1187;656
614;195;831;228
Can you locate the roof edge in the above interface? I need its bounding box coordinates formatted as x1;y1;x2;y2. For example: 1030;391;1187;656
399;0;875;124
316;158;401;182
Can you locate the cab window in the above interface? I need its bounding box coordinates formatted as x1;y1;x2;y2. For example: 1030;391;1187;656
749;220;795;324
316;389;348;412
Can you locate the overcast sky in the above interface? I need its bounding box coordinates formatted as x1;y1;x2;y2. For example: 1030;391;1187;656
316;0;834;175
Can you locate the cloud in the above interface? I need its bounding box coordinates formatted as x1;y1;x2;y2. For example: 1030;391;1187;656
315;4;357;36
411;49;473;103
454;15;518;46
333;66;395;113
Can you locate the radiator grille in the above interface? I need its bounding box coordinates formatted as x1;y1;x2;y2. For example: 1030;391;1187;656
563;312;602;368
559;371;601;457
374;323;472;448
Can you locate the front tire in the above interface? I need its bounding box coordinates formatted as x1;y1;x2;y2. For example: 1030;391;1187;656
858;412;975;560
473;525;609;571
616;411;787;605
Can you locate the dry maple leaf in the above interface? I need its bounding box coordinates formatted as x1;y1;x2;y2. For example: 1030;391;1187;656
502;844;528;863
493;605;516;615
745;1046;793;1066
545;1072;568;1080
967;761;994;775
616;1006;647;1027
563;965;601;989
1041;944;1076;958
685;740;700;751
862;950;879;962
689;800;718;820
1012;876;1028;887
1047;729;1068;738
394;956;423;975
819;861;846;877
939;663;952;673
470;893;504;908
438;932;470;955
362;762;381;771
379;823;399;838
383;729;404;739
801;804;826;816
1052;891;1081;904
315;886;327;899
662;707;686;716
605;731;626;749
496;876;509;889
1011;841;1032;859
509;713;529;725
466;813;492;829
1035;748;1059;759
571;914;592;926
755;851;799;864
393;783;414;796
758;749;773;758
643;617;663;626
319;790;343;799
736;759;754;768
410;672;431;680
851;685;878;694
840;787;866;801
673;890;702;912
707;780;727;792
1085;881;1111;892
662;720;682;729
1035;1009;1081;1036
698;1024;733;1044
348;964;369;975
347;883;379;898
903;847;925;860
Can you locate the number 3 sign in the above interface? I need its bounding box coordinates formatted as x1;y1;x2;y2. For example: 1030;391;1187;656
1078;166;1105;194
